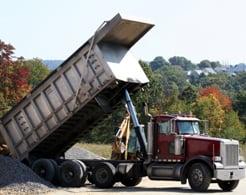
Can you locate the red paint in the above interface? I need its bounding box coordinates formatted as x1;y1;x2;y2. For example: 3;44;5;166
152;115;221;162
184;135;220;160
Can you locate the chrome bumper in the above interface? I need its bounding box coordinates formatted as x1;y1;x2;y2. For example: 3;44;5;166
214;161;246;181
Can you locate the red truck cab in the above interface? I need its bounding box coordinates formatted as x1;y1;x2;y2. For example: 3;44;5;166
146;114;246;191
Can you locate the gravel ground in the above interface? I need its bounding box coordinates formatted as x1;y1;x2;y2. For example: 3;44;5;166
0;155;54;195
0;146;102;194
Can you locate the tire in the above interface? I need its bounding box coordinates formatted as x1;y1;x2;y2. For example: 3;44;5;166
74;160;87;185
218;180;239;191
31;158;56;182
59;160;84;187
188;163;211;192
92;162;116;188
49;159;59;184
121;176;142;187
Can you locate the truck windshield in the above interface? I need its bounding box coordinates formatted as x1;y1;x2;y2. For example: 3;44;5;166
177;121;200;135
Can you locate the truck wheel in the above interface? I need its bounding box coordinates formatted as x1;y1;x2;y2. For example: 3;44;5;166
92;162;116;188
49;159;59;184
218;180;239;191
59;160;84;187
74;160;87;185
188;163;211;192
121;176;142;187
31;159;55;182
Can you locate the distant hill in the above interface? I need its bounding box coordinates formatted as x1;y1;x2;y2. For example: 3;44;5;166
43;60;63;70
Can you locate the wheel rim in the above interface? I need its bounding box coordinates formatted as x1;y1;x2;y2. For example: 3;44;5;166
191;168;203;186
37;166;46;177
64;168;74;182
96;168;109;183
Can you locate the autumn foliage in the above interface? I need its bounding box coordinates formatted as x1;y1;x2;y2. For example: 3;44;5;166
199;86;232;110
0;40;31;115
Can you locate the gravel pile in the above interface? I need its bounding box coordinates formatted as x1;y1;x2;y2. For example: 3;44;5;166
65;145;103;159
0;155;54;195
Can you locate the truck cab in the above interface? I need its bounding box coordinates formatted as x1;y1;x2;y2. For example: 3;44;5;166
146;114;246;191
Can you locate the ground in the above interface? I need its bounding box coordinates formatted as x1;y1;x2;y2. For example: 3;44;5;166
48;176;246;195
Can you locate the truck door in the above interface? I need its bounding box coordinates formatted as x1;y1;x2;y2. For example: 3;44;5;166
155;120;176;160
156;120;184;162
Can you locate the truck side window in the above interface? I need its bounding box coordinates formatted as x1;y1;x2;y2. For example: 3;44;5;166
159;122;170;134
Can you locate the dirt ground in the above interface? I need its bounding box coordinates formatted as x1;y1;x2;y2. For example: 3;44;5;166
47;176;246;195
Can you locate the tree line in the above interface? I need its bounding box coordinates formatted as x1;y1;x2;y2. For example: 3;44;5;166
0;40;245;144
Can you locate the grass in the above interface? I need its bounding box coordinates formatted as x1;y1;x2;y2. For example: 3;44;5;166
78;142;112;159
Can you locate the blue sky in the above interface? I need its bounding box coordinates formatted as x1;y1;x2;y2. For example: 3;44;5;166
1;0;246;64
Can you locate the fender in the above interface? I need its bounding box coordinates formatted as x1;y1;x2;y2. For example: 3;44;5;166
180;155;214;184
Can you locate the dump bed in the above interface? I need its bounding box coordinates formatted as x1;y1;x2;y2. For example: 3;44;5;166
0;14;153;160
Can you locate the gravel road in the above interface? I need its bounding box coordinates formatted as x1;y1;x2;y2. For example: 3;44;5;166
49;176;246;195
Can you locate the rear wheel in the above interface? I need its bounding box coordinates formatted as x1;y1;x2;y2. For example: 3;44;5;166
74;160;87;185
121;176;142;187
92;162;115;188
188;163;211;192
31;159;55;182
218;180;239;191
59;160;85;187
49;159;59;184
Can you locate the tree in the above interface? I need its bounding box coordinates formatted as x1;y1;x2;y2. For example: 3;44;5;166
210;61;222;69
234;91;246;124
199;86;232;111
221;110;245;140
157;65;188;94
197;60;211;69
149;56;169;71
168;56;196;71
0;40;31;115
180;85;197;103
193;95;225;136
22;58;50;88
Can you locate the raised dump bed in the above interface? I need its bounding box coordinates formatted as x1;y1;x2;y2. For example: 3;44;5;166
0;14;153;161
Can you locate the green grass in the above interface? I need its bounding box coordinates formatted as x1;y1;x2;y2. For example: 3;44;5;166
78;143;112;159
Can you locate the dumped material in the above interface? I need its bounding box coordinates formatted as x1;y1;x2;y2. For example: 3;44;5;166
0;155;53;194
65;145;102;159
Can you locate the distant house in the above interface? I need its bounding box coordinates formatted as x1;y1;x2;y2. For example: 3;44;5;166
203;68;216;75
232;63;246;73
188;68;216;78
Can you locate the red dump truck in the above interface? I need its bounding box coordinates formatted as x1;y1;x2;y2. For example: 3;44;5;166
0;14;245;192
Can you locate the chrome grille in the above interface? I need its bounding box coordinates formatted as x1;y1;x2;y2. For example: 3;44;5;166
224;144;238;166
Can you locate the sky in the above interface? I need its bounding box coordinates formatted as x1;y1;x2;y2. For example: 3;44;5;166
1;0;246;64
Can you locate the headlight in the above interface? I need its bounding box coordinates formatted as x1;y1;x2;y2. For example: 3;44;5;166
213;156;222;162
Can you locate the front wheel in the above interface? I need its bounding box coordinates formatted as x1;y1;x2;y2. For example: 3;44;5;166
188;163;211;192
218;180;239;191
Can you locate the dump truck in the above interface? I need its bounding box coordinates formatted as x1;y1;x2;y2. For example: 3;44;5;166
0;14;245;192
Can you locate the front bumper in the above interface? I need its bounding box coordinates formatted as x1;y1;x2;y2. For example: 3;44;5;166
214;161;246;181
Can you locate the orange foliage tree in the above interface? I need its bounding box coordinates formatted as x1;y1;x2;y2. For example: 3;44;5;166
0;40;31;115
199;86;232;110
